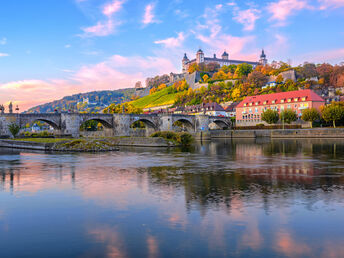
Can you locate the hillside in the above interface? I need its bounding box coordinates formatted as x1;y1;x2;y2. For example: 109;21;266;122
130;86;185;109
27;88;135;113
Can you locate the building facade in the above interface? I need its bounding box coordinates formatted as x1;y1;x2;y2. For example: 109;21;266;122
236;89;325;126
182;49;267;73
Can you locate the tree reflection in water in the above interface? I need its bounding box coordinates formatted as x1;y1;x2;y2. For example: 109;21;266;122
0;139;344;257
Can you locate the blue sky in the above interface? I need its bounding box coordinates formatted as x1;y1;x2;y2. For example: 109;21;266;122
0;0;343;110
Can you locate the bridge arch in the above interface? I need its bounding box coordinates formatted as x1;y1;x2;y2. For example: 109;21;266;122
80;118;113;129
20;117;61;130
130;118;157;129
209;119;231;130
172;118;195;132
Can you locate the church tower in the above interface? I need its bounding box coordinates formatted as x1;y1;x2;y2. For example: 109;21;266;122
259;49;267;65
196;49;204;64
182;53;189;73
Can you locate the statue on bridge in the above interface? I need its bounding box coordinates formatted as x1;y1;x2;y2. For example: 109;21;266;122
0;104;4;114
8;102;13;114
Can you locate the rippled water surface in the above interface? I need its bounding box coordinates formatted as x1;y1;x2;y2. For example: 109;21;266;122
1;139;344;257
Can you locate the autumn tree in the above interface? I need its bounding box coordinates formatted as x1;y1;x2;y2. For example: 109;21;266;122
301;108;320;128
188;63;199;74
316;63;333;84
321;103;344;128
235;63;253;77
261;109;279;124
298;63;318;79
206;62;220;72
280;109;297;124
248;71;268;87
202;74;209;83
231;88;241;100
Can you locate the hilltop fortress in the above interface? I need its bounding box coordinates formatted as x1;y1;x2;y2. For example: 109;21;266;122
182;49;268;73
136;49;268;96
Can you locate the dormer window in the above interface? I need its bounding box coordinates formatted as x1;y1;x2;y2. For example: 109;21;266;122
302;97;306;101
255;102;259;105
287;98;291;102
294;98;298;101
249;103;252;106
244;103;247;106
272;100;276;104
281;99;285;103
263;101;267;105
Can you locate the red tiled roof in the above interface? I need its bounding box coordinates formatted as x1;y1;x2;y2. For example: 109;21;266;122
237;89;325;108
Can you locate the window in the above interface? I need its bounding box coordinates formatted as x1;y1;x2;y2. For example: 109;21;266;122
244;103;247;107
302;97;306;101
294;98;298;101
272;100;275;104
287;105;291;108
255;108;258;113
288;99;291;102
281;99;285;103
249;103;252;106
263;101;267;104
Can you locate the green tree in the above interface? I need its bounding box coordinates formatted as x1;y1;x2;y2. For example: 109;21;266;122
280;109;297;124
301;108;320;128
322;103;344;128
261;109;279;124
235;63;253;77
8;123;20;138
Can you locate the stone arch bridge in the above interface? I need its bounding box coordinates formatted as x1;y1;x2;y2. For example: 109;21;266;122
0;113;232;137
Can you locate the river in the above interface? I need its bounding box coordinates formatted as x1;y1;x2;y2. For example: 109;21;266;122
0;139;344;257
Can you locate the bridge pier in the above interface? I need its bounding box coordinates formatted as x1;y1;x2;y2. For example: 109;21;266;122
195;115;210;132
61;113;81;137
113;114;131;137
159;115;174;131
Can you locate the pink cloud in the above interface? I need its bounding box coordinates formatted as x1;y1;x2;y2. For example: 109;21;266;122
0;54;177;111
143;3;158;25
233;8;261;31
82;20;115;37
267;0;310;25
103;0;124;17
318;0;344;9
154;32;185;48
80;0;124;37
294;48;344;65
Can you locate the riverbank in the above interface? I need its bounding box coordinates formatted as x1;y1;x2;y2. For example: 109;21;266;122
0;137;175;151
209;128;344;139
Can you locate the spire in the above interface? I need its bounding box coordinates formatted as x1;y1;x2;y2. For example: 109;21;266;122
183;53;188;60
260;49;266;58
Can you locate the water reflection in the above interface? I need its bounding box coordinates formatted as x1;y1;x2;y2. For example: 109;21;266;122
0;139;344;257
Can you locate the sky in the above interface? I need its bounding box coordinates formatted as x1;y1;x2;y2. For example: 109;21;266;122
0;0;344;110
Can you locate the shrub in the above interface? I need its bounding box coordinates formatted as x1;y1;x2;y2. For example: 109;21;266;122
321;103;344;128
301;108;320;128
151;131;194;146
8;123;20;138
280;109;297;124
261;109;279;124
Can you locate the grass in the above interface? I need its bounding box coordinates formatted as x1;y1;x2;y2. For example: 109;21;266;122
10;138;71;143
130;86;186;109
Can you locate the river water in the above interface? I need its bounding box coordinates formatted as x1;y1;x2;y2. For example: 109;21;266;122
0;139;344;258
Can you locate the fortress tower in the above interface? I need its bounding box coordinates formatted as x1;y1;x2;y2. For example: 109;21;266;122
182;53;190;73
259;49;268;65
196;49;204;64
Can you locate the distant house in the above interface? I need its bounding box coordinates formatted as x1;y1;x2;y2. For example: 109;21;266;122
236;89;325;126
173;102;226;116
225;102;239;117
